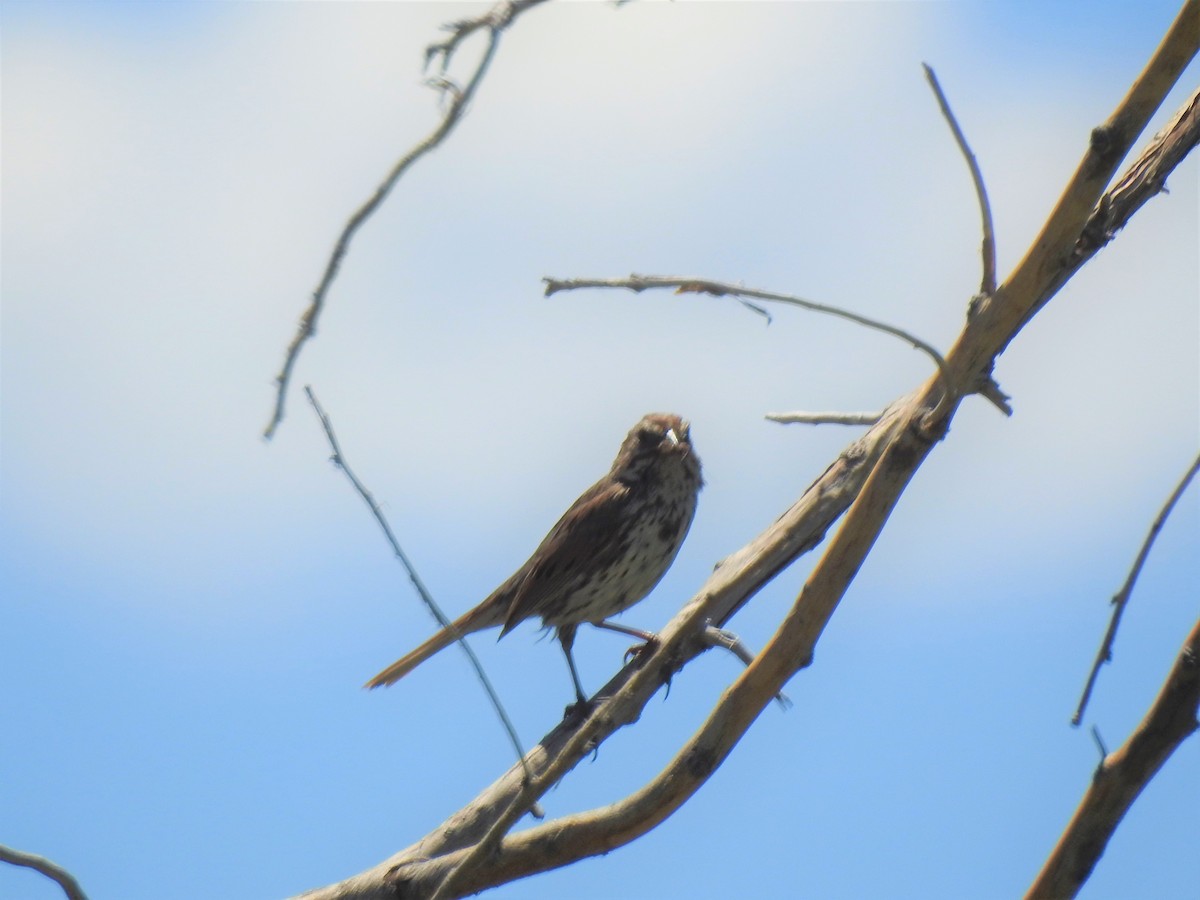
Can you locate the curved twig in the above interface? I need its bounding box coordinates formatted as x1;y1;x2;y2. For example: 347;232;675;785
0;844;88;900
264;1;552;439
923;63;997;297
543;274;958;403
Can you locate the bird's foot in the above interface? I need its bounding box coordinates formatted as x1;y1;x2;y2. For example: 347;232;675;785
623;634;660;665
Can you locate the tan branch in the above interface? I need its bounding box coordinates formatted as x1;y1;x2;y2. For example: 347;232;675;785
1078;85;1200;263
979;1;1200;358
1027;616;1200;900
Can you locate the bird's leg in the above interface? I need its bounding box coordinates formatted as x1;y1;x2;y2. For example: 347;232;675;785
590;619;660;663
556;624;591;711
593;620;656;642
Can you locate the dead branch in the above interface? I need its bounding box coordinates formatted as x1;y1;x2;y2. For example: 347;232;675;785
1027;616;1200;900
544;275;956;402
0;844;88;900
302;386;535;786
295;2;1200;897
1078;85;1200;261
294;395;914;900
264;0;553;440
923;63;998;297
765;411;882;426
1073;452;1200;725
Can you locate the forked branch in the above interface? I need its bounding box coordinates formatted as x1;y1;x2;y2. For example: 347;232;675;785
295;2;1200;897
1027;616;1200;900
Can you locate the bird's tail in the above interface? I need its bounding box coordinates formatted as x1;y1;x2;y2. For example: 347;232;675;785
363;601;504;690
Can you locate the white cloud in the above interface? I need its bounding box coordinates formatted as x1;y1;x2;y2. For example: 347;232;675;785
2;1;1195;624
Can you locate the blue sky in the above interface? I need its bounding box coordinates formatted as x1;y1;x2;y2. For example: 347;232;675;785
2;2;1197;898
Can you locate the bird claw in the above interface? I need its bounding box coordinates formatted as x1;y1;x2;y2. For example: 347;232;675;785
623;636;660;665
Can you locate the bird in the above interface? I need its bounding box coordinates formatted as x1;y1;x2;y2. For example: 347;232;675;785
364;412;703;705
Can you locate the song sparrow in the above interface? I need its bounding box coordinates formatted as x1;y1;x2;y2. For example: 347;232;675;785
365;412;703;704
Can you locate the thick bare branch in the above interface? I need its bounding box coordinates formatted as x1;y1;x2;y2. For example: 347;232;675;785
1027;617;1200;900
991;1;1200;350
1078;85;1200;261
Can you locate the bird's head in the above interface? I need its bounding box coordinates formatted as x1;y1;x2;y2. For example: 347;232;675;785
612;413;703;488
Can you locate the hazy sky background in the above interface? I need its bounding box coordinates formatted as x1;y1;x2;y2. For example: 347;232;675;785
3;2;1197;898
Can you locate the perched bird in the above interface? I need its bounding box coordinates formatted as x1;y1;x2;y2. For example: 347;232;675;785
365;412;703;704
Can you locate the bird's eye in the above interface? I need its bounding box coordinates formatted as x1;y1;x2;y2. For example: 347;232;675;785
638;426;662;444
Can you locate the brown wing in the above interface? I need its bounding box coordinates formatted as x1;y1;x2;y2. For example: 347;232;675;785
498;477;633;634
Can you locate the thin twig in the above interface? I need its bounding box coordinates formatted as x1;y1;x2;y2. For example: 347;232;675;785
264;0;551;439
701;625;791;708
765;411;882;426
0;844;88;900
1072;451;1200;725
923;64;997;297
543;274;958;404
302;386;536;788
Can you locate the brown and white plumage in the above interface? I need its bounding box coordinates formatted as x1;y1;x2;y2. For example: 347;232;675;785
364;413;703;703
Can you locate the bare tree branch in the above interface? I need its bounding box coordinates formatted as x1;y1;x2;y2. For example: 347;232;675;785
296;2;1200;897
543;274;960;404
766;411;882;426
1078;85;1200;264
1027;616;1200;900
701;624;792;708
923;63;998;297
0;844;88;900
1072;451;1200;725
999;5;1200;348
264;0;553;440
295;396;914;900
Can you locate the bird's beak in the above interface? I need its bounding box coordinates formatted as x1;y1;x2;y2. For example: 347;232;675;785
665;428;680;447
